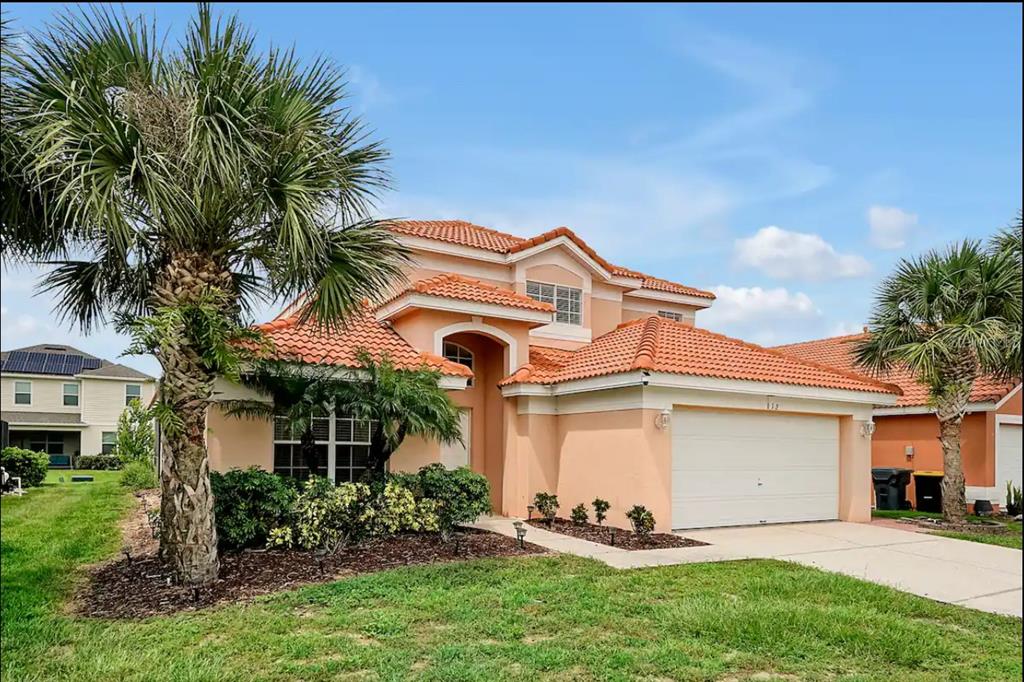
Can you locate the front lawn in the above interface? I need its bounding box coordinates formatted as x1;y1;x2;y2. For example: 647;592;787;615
873;509;1023;550
3;474;1021;681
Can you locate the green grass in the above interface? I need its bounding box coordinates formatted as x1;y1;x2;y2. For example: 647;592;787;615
3;475;1021;681
873;509;1023;550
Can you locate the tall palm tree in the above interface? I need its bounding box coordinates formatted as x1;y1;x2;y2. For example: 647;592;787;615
855;238;1021;523
333;351;463;479
1;5;409;584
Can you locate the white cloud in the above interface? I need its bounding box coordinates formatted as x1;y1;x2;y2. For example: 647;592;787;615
867;205;918;249
734;225;871;280
699;285;821;346
829;320;866;337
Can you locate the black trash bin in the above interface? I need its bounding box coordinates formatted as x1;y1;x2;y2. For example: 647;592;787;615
914;471;944;513
872;468;913;510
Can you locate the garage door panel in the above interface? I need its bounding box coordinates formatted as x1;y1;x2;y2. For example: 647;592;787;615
671;408;839;529
996;423;1022;492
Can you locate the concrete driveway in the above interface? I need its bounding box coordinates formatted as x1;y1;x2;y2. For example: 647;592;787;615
682;522;1022;618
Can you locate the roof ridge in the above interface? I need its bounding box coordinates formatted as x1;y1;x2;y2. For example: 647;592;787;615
773;331;868;349
394;219;526;245
631;316;661;370
406;272;555;311
688;325;900;395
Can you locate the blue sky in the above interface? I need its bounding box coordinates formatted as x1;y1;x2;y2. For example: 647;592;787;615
2;3;1021;376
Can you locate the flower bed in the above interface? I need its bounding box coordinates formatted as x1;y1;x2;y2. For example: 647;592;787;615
528;517;706;550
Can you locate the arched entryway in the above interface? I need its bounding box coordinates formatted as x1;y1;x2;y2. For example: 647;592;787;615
440;329;508;511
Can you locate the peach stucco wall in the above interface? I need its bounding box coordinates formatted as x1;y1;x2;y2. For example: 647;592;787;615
997;387;1022;415
389;308;531;372
390;434;440;472
839;416;873;523
207;404;273;472
872;412;990;491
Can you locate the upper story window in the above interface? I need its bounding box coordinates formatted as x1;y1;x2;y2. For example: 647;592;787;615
526;281;582;326
14;381;31;405
443;342;474;387
125;383;142;406
657;310;684;322
63;383;80;407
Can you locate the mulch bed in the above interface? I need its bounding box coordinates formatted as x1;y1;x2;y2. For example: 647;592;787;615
898;516;1021;536
527;517;707;551
78;493;546;620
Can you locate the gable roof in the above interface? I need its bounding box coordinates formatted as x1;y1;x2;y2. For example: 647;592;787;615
0;344;155;380
396;273;555;312
389;220;715;301
501;316;900;395
773;333;1019;407
253;304;472;378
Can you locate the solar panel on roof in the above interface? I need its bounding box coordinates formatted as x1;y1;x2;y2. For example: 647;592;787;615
1;350;95;375
82;358;102;370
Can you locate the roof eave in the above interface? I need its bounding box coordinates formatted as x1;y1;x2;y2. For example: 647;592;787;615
375;292;554;327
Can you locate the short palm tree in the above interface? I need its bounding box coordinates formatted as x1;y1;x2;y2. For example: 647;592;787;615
333;351;464;479
223;360;344;476
855;236;1021;522
1;6;408;584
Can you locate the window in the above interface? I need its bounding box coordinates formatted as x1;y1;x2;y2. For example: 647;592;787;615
125;383;142;406
14;381;31;405
657;310;684;322
101;432;117;455
526;281;582;325
63;383;80;407
272;408;373;483
443;341;474;387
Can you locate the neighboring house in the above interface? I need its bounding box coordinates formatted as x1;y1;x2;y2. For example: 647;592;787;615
0;344;157;467
207;221;901;532
775;333;1022;509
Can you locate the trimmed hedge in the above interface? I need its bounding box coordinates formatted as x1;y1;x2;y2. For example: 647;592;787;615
1;447;49;487
211;468;297;549
76;455;124;471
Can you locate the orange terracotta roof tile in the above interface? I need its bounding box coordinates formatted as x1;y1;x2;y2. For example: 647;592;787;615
396;273;554;312
251;304;472;378
774;333;1019;408
389;220;714;300
501;317;899;394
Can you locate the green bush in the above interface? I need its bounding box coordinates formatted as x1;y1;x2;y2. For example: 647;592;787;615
76;454;123;470
1;447;49;487
570;503;589;525
116;399;155;463
592;498;610;525
533;491;559;523
399;464;491;538
211;468;297;549
625;505;655;539
119;460;157;490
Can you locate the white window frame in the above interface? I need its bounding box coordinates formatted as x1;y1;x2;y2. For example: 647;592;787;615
272;409;374;483
443;341;474;387
526;280;583;326
14;380;32;406
101;431;117;455
657;310;684;322
63;382;80;407
125;383;142;406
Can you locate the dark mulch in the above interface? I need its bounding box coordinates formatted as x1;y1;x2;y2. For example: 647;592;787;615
902;517;1020;535
527;517;707;550
77;530;546;620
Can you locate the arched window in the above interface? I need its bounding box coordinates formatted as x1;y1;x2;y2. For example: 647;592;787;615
443;341;474;386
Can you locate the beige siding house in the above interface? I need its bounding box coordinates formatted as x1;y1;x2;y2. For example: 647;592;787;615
1;344;156;466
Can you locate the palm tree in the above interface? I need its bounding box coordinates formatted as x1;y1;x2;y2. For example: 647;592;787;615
855;238;1021;523
1;5;409;584
222;360;344;476
333;352;463;480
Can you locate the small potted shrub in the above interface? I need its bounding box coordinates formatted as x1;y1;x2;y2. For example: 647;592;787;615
592;498;610;526
533;492;559;526
570;503;588;525
1006;482;1022;517
625;505;655;542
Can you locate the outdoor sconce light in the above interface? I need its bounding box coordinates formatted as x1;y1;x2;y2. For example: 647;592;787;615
860;421;876;438
905;445;915;461
526;505;535;520
655;408;672;430
513;520;527;549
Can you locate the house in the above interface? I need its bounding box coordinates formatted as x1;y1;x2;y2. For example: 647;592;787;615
774;333;1022;510
207;221;902;532
0;344;157;467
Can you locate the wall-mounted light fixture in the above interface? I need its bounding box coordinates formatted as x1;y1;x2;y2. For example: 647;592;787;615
860;421;876;438
655;408;671;430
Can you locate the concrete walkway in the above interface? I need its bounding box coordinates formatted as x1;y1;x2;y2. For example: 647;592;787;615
472;517;1022;618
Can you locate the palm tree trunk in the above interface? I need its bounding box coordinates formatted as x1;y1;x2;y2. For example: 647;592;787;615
152;252;232;585
935;371;974;524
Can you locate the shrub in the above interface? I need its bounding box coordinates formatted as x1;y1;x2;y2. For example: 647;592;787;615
398;464;491;538
592;498;610;525
1;447;49;487
116;399;155;464
570;503;588;525
76;454;123;470
533;492;559;524
120;459;158;490
211;468;298;550
625;505;655;539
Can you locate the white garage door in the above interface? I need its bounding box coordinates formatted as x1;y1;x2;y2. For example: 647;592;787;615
672;409;839;529
996;422;1022;494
